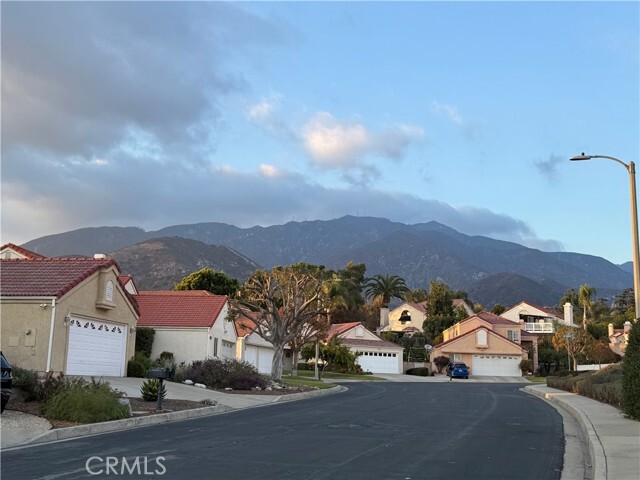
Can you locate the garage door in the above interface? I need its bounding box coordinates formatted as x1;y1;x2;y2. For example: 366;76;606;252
356;351;400;374
66;317;127;377
244;345;274;374
472;355;521;376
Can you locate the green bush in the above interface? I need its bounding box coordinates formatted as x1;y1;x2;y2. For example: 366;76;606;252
43;378;129;423
519;359;533;374
622;321;640;419
406;367;430;376
548;365;624;409
127;359;146;378
433;356;450;373
135;327;155;358
185;358;267;390
140;379;167;401
11;367;40;401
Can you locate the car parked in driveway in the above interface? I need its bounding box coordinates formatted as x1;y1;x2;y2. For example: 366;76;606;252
446;362;469;379
1;352;12;413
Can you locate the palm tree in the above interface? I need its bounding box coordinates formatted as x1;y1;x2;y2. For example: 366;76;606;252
363;274;409;329
578;284;596;331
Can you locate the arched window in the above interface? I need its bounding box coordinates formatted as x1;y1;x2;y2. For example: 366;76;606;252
105;280;114;302
476;329;488;347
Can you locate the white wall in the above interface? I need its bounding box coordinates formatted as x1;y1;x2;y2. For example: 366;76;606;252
151;328;208;365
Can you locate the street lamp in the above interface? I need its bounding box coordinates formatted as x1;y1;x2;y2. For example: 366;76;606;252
570;153;640;321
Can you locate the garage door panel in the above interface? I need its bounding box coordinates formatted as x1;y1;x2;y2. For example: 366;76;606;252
66;318;126;377
472;355;521;376
356;351;400;374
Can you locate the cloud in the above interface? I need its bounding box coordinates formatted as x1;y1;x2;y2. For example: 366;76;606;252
534;154;564;182
432;100;464;125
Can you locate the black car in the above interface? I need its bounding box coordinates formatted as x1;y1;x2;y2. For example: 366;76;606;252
1;352;12;413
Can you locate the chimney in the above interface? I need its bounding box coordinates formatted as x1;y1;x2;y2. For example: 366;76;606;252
624;321;632;334
93;254;107;259
608;323;614;337
380;306;390;329
563;303;574;326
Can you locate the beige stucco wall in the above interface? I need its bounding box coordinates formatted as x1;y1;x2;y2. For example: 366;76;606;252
387;304;425;332
151;328;209;365
1;265;138;375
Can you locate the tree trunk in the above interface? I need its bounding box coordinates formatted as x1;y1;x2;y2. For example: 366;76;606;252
291;350;299;377
271;345;285;382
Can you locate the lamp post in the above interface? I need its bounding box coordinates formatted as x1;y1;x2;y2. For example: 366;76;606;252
570;153;640;321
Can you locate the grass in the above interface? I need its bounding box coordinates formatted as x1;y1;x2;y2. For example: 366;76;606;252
527;376;548;384
288;370;386;381
281;375;335;389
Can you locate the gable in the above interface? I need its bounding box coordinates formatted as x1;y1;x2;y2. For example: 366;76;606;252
437;327;525;354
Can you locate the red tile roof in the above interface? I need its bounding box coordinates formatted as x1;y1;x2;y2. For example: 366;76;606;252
405;301;427;312
470;311;518;325
0;257;119;298
234;310;258;338
136;290;227;328
0;243;46;259
327;321;362;339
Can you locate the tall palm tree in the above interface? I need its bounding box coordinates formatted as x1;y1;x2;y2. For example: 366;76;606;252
363;274;410;307
578;284;596;331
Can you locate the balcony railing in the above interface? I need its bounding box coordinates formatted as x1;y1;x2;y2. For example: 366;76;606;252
524;322;554;333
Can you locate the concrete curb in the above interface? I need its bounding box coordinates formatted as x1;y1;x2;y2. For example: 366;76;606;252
523;385;607;480
18;385;347;448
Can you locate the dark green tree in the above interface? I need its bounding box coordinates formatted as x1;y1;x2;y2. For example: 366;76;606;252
425;281;455;317
491;304;507;315
363;274;409;307
174;268;240;296
622;321;640;419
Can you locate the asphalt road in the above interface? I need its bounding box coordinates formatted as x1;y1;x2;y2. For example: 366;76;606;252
1;382;564;480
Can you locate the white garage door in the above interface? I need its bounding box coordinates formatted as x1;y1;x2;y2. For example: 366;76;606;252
66;317;127;377
244;345;274;374
472;355;521;376
356;351;400;374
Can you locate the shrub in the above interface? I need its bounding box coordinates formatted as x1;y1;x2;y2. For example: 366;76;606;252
185;358;266;390
548;365;624;409
519;359;533;374
406;367;430;376
623;321;640;419
127;358;146;378
433;356;450;373
11;367;40;401
140;379;167;401
43;378;129;423
135;327;155;358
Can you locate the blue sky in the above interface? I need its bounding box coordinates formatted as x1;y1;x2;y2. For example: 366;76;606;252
1;1;638;264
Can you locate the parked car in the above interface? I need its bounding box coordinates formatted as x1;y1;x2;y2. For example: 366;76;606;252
446;362;469;379
1;352;12;413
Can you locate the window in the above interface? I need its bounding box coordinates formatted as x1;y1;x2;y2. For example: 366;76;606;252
213;338;219;357
476;329;488;346
507;330;519;342
105;281;114;302
453;354;462;362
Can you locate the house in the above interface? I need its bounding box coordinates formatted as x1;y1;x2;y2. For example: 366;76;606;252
501;301;574;333
234;313;276;374
328;322;404;374
136;291;236;365
383;299;474;335
0;245;139;377
608;321;632;357
430;311;528;377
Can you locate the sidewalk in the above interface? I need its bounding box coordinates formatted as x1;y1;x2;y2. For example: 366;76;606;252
524;385;640;480
0;377;346;449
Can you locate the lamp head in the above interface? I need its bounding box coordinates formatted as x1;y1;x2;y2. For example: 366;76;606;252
570;153;593;161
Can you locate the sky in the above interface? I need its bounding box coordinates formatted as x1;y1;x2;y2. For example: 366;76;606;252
1;1;638;265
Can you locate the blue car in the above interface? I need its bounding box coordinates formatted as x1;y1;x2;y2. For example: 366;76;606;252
446;362;469;379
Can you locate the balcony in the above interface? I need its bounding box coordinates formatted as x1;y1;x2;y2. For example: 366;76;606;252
524;322;554;333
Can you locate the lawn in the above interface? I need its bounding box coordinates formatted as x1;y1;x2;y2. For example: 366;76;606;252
527;376;548;384
287;370;386;381
280;375;335;389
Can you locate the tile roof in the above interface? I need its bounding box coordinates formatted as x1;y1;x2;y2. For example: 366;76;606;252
512;301;563;319
0;257;119;298
405;301;427;312
0;243;46;259
471;311;518;325
327;322;362;339
234;311;258;338
435;326;525;351
136;290;227;328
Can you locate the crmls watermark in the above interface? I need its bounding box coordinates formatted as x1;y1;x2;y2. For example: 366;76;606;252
86;456;167;476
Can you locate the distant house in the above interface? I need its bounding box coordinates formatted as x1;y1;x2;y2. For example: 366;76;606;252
0;244;139;377
430;311;529;377
328;322;404;374
383;299;474;335
136;291;236;365
608;321;632;357
234;313;276;375
501;301;574;334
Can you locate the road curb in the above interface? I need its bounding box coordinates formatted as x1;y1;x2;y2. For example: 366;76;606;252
523;385;607;480
19;384;347;448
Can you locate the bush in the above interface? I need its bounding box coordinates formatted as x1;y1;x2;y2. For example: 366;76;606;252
623;321;640;419
433;356;450;373
135;327;155;358
519;359;533;374
11;368;67;402
127;352;152;378
43;378;129;423
140;379;167;401
406;367;430;376
548;365;624;409
185;358;267;390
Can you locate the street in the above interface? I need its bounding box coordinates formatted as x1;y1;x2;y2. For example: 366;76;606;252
1;382;564;480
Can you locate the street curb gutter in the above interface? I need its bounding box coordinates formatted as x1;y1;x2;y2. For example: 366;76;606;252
20;385;348;448
523;386;606;480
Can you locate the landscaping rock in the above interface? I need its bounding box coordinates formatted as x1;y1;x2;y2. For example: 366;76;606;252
183;380;194;385
194;383;206;389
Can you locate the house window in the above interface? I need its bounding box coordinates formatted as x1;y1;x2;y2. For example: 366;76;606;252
507;330;519;342
105;280;114;302
453;354;462;362
399;310;411;323
476;329;488;346
213;338;219;357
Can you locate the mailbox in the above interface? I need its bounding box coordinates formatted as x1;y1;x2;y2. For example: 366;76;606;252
147;367;171;379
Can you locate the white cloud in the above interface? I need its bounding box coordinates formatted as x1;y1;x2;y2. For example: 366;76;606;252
259;164;280;178
432;100;464;125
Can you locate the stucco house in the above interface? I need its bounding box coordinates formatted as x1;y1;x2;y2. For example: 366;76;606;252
383;299;475;335
234;314;276;374
328;322;404;374
501;301;574;333
0;244;139;377
136;291;236;365
430;311;529;377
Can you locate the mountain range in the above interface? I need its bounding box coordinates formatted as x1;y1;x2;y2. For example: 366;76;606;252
21;216;632;308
